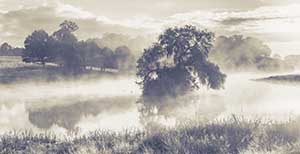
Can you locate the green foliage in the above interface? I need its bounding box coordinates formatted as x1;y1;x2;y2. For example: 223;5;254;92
137;25;226;100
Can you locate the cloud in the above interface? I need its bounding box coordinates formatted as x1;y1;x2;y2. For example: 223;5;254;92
161;4;300;42
0;0;300;55
55;1;95;19
0;3;150;46
220;17;285;26
56;0;263;18
1;0;291;19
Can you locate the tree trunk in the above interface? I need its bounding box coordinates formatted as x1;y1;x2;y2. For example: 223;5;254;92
42;61;46;67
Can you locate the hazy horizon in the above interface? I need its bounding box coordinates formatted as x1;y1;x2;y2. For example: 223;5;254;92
0;0;300;56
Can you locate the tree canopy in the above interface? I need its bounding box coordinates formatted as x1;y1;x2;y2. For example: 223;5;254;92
23;30;54;65
210;35;293;72
0;43;22;56
115;46;135;72
137;25;226;101
21;20;136;74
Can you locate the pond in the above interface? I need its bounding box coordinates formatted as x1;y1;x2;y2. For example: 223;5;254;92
1;73;300;135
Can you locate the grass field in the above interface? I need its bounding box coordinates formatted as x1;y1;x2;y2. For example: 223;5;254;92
1;117;300;154
0;56;118;84
0;56;31;69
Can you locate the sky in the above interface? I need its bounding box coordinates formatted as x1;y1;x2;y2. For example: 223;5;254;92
0;0;300;56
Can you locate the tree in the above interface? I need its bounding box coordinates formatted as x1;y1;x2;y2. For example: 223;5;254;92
0;43;22;56
52;21;82;73
102;47;117;69
59;20;79;32
0;43;12;52
114;46;135;72
137;25;226;102
210;35;273;71
22;30;54;65
77;40;106;69
52;20;78;45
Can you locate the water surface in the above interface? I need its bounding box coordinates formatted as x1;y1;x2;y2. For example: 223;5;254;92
1;73;300;135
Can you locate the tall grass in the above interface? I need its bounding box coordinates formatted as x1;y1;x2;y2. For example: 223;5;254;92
1;117;300;154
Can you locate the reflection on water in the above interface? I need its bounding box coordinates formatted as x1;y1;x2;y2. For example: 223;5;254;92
1;74;300;135
28;96;137;130
0;77;141;135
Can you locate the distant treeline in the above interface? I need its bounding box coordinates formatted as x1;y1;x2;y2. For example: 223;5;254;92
1;20;136;74
285;55;300;69
0;43;23;56
210;35;295;72
1;23;299;73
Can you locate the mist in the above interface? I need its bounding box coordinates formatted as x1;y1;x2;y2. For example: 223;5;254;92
1;71;300;136
1;23;300;137
210;35;295;73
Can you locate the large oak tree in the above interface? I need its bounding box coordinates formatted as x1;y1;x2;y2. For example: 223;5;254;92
137;25;226;102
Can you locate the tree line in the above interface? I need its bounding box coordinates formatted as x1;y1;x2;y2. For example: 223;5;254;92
1;22;296;74
1;22;295;101
210;35;294;72
0;43;23;56
22;20;135;74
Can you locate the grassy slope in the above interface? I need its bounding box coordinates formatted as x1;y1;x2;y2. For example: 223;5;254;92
0;56;60;83
1;118;300;154
0;56;118;84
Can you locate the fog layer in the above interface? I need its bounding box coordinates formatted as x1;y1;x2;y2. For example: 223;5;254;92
1;73;300;135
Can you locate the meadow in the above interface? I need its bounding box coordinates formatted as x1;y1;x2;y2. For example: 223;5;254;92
0;56;118;84
1;117;300;154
